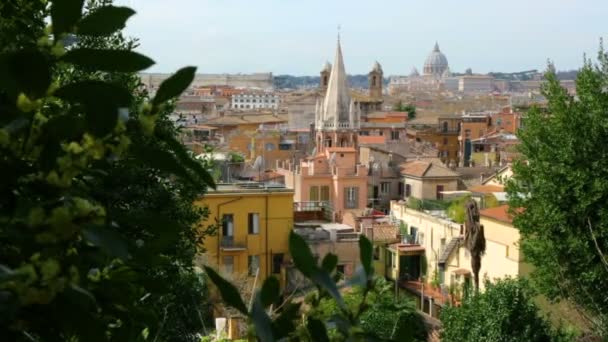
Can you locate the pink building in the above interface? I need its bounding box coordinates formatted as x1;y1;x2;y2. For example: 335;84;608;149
277;39;368;222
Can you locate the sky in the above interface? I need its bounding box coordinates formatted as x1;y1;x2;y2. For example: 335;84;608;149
118;0;608;76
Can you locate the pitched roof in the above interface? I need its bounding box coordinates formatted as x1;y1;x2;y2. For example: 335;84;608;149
400;160;459;178
358;135;386;145
479;204;519;224
468;184;505;193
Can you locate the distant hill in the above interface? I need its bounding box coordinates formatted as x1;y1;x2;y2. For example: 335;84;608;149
274;74;388;90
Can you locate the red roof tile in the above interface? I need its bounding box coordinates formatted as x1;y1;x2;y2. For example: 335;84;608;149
359;135;386;144
479;205;522;224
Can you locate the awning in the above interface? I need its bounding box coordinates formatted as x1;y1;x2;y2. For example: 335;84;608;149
453;268;471;276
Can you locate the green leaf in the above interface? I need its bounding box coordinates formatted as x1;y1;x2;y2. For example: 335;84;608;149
311;270;345;310
133;144;202;185
51;0;85;37
153;66;197;106
288;231;316;277
157;131;216;189
0;50;51;99
204;266;248;315
321;253;338;273
251;295;275;342
306;317;329;342
54;80;132;136
77;6;135;37
260;276;280;308
82;225;129;260
55;81;132;107
271;302;301;339
359;235;374;278
61;49;154;72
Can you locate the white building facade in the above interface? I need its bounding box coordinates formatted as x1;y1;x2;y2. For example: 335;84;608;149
231;93;280;110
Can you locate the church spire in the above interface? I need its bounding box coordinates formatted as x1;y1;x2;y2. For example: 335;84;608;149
321;37;352;125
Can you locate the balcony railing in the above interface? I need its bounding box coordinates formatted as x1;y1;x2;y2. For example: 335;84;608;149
220;236;246;250
293;201;334;222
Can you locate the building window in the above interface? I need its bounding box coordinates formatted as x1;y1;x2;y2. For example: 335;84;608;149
272;253;284;274
309;186;319;201
436;185;444;200
248;213;259;234
390;131;400;140
398;182;404;196
320;186;330;202
373;246;380;260
380;182;390;194
443;137;448;145
248;255;260;276
223;256;234;274
442;121;448;132
405;183;411;197
344;187;359;209
265;143;275;151
222;214;234;237
386;250;393;268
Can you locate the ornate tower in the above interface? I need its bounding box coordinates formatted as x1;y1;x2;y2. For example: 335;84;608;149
315;38;360;154
368;61;383;98
320;61;331;92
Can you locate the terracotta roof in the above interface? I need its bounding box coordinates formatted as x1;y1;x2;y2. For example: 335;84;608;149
358;135;386;144
400;160;459;178
389;243;425;255
479;204;520;224
363;224;399;242
468;184;505;193
326;147;356;152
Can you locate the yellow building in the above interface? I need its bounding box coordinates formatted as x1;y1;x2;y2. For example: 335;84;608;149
196;183;294;288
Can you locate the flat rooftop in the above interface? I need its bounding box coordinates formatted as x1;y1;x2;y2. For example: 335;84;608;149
208;182;294;194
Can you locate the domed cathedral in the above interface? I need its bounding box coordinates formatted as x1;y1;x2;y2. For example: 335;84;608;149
423;42;449;77
315;38;361;155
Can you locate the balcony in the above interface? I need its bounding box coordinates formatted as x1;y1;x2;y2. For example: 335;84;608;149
293;201;334;222
220;236;247;251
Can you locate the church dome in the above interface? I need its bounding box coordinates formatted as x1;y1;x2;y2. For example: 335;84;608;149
423;42;448;76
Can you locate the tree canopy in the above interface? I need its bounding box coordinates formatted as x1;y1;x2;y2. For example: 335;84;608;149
507;47;608;337
0;1;215;340
441;278;572;342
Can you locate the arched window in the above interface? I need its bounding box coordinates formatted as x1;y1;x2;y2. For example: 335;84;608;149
323;76;328;86
340;139;347;147
372;76;377;87
325;137;332;148
442;121;448;133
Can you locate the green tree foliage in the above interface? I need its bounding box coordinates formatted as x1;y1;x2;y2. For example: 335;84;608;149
205;232;427;341
314;278;427;341
0;1;215;340
447;195;471;223
507;49;608;336
393;100;416;120
441;278;572;342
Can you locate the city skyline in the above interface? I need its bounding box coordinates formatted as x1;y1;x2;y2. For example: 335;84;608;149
120;0;607;75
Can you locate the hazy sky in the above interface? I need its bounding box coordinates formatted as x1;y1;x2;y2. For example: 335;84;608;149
118;0;607;76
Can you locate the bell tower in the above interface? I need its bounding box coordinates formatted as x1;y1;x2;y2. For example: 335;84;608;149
320;62;331;92
368;61;383;98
